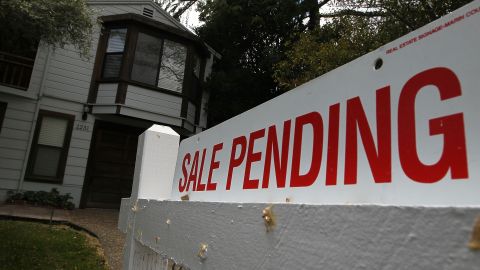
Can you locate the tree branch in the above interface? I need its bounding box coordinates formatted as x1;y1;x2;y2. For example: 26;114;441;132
320;9;386;18
318;0;332;9
173;0;198;20
381;5;415;30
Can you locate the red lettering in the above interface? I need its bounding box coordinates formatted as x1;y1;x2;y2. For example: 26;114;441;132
178;153;190;192
207;143;223;191
196;149;207;191
226;136;247;190
326;103;340;185
186;151;199;191
398;67;468;183
243;129;265;189
290;112;324;187
344;87;391;185
262;120;291;188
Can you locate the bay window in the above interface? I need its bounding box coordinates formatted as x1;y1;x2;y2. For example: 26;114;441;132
91;14;211;131
97;22;202;95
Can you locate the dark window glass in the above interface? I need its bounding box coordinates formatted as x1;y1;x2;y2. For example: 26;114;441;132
32;146;62;177
193;53;201;78
0;101;6;133
26;111;74;183
103;54;123;78
131;33;163;85
102;28;127;78
157;40;187;92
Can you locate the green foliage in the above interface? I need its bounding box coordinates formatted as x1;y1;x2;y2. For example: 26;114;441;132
0;221;107;270
6;188;75;210
274;16;380;89
197;0;302;125
273;0;473;90
0;0;95;57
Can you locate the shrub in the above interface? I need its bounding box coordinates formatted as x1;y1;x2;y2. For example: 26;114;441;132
6;188;75;210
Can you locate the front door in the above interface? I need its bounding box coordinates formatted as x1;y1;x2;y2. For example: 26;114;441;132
81;121;145;208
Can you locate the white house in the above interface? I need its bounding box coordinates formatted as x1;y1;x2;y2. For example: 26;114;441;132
0;0;218;208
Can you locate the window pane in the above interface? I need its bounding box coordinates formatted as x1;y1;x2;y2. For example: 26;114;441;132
131;33;162;85
103;54;123;78
107;28;127;53
32;146;61;177
193;53;201;78
38;116;68;147
157;40;187;92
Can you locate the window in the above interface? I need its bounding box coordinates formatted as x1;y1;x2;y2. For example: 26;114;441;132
157;40;187;92
131;32;162;85
130;32;188;93
102;28;127;78
95;17;207;99
192;53;201;79
0;101;6;133
26;111;74;183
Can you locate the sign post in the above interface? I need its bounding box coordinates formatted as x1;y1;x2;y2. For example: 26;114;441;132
120;125;179;270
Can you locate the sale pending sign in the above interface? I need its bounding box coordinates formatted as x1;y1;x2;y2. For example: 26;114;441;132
171;1;480;206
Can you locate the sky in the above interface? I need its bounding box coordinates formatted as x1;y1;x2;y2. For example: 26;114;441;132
177;1;337;31
179;2;203;31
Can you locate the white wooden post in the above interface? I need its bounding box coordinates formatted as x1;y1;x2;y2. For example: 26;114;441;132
123;125;179;270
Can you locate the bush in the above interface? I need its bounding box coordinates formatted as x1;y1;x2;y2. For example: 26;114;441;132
6;188;75;210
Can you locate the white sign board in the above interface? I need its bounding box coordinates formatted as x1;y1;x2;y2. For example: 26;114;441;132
171;1;480;206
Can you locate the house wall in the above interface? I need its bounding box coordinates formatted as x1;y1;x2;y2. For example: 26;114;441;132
0;95;37;202
0;0;209;207
19;97;95;206
125;85;183;118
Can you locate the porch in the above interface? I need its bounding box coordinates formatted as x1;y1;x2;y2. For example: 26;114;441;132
0;51;34;90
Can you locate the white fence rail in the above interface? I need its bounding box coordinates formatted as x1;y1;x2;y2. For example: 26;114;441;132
118;125;480;270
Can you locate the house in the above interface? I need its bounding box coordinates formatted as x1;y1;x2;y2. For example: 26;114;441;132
0;0;218;208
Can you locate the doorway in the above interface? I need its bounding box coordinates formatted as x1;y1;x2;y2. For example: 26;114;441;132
81;121;145;208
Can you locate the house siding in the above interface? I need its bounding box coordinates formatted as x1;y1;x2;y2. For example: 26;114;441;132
0;0;214;207
17;97;95;206
96;83;118;104
0;95;36;201
125;85;182;117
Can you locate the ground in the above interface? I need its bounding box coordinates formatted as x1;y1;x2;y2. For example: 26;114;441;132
0;205;125;270
0;220;107;270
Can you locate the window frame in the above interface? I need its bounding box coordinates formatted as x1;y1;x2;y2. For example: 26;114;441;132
129;27;190;93
101;27;129;79
0;101;6;133
25;110;75;184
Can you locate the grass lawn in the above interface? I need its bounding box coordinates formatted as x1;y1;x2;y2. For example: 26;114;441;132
0;220;108;270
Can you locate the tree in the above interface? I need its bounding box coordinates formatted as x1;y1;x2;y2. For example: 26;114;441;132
274;0;473;90
0;0;95;57
197;0;304;126
154;0;200;20
197;0;473;126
